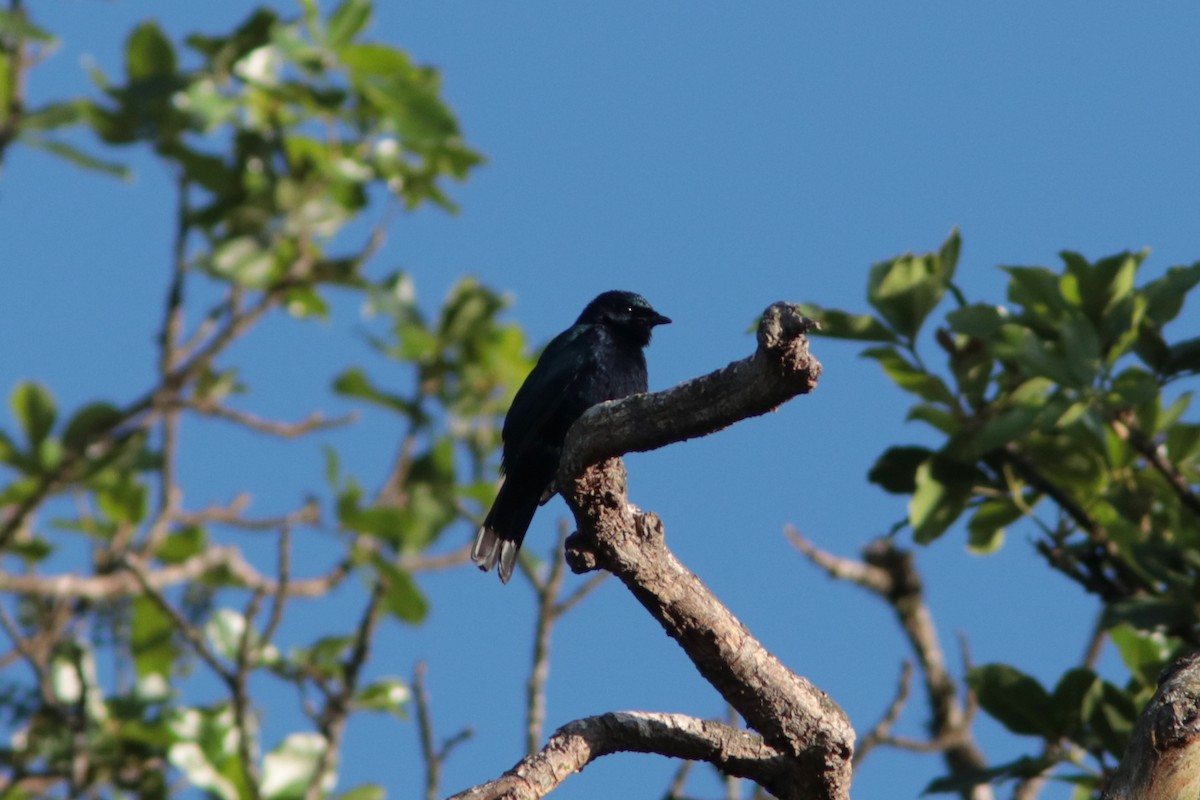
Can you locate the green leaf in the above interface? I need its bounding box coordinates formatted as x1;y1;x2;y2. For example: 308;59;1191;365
793;303;897;343
132;595;176;679
1108;624;1174;687
1084;681;1139;758
867;446;933;495
1164;336;1200;377
326;0;372;49
210;236;278;288
968;663;1055;737
946;303;1007;338
205;610;244;661
262;733;328;800
97;472;148;524
335;786;385;800
923;757;1053;795
0;9;55;42
908;457;975;543
1059;250;1141;324
341;504;405;543
284;286;331;320
1003;266;1068;317
1166;423;1200;463
1101;596;1192;631
157;526;207;564
866;246;951;340
8;535;53;563
1142;262;1200;325
993;324;1078;387
293;635;355;679
969;405;1040;457
1108;367;1158;407
1057;315;1102;386
1049;667;1100;739
333;368;416;416
373;557;428;624
126;21;177;81
62;402;123;450
861;346;956;405
11;381;56;448
20;100;86;132
905;404;961;435
966;498;1022;554
353;678;410;717
19;135;132;179
938;227;962;283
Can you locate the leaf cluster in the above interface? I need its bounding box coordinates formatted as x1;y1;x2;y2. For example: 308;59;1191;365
0;4;519;800
806;231;1200;794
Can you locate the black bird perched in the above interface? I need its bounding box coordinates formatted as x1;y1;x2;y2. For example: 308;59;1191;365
472;290;670;583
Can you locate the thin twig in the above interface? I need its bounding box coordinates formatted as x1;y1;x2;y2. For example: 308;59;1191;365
414;661;440;800
183;400;358;439
525;524;569;755
7;549;351;600
174;495;321;532
1110;412;1200;518
306;580;387;800
854;661;913;765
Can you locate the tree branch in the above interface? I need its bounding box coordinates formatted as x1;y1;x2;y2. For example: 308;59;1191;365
0;549;352;600
558;302;820;480
789;530;991;800
552;304;851;799
1103;651;1200;800
446;712;794;800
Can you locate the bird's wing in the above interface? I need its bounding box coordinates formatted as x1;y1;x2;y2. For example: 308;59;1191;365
500;325;597;472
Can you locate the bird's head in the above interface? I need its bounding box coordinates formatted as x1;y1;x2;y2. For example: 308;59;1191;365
577;290;671;345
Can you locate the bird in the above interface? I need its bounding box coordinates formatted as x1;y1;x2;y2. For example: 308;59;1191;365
472;290;671;583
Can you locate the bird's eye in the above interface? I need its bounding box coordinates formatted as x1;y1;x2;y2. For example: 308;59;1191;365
624;306;634;314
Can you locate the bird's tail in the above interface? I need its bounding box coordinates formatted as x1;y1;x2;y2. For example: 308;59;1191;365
472;476;541;584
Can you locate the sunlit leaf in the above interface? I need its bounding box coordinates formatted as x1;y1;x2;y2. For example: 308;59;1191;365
262;733;329;800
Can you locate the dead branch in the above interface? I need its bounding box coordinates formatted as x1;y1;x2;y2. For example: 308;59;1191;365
446;712;793;800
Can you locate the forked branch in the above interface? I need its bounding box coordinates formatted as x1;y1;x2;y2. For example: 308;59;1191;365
451;304;850;799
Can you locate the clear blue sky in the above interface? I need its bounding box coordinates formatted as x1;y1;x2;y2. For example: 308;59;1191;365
3;2;1199;798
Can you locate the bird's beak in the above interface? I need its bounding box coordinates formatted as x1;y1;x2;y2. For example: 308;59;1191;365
649;312;671;327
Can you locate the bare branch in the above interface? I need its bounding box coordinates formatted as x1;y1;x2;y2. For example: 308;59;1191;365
307;580;387;800
558;302;820;480
414;661;440;800
791;533;991;799
544;304;851;799
183;399;358;439
854;661;913;765
0;549;350;601
446;712;794;800
786;526;891;594
413;661;470;800
174;495;321;532
524;522;570;755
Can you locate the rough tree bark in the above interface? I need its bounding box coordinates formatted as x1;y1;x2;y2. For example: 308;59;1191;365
1102;652;1200;800
449;303;854;799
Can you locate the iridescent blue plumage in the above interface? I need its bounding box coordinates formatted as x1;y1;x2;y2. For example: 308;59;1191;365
472;291;670;583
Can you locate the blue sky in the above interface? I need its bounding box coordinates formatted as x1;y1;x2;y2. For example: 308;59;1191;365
3;2;1200;798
